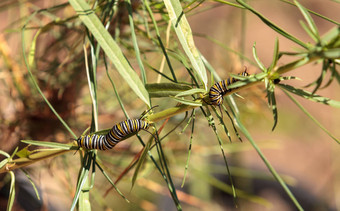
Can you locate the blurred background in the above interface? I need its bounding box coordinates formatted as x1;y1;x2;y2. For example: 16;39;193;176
0;0;339;210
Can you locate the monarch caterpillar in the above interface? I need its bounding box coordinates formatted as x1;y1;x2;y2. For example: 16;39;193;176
77;107;157;150
209;70;249;106
76;119;149;150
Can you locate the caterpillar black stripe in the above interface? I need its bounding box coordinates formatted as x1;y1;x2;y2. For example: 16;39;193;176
77;119;149;150
209;70;249;106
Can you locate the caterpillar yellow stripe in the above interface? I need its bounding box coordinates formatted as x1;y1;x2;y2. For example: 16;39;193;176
209;70;249;106
77;119;149;150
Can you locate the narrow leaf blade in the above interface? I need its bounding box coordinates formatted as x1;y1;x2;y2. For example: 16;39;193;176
68;0;150;106
7;171;15;211
132;138;152;188
164;0;208;90
294;0;320;42
279;84;340;108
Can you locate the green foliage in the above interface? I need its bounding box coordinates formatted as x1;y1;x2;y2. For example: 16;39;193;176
0;0;339;210
69;0;150;107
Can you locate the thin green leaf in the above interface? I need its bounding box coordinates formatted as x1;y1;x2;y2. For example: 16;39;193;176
203;107;237;203
7;171;15;211
267;85;278;131
15;147;31;158
80;127;91;136
78;189;91;211
281;88;340;144
237;0;309;49
83;44;98;131
225;92;303;209
269;38;280;71
319;48;340;59
322;61;340;88
321;26;340;47
164;0;208;90
22;24;77;139
141;2;150;38
10;148;19;160
183;0;204;12
145;63;176;83
146;83;192;91
153;131;182;210
70;153;91;211
27;20;64;68
175;88;206;97
235;121;303;210
180;110;194;134
144;0;177;82
21;169;41;200
137;134;171;188
212;106;233;143
276;56;316;75
146;83;192;98
212;0;245;8
252;43;266;72
195;33;256;66
299;21;319;43
104;56;129;119
279;84;340;108
88;156;96;191
308;60;329;94
0;150;10;158
146;125;182;209
27;149;69;160
271;100;278;131
181;110;195;187
132;138;153;188
279;0;340;25
28;28;40;69
223;79;252;90
95;160;130;202
0;159;9;170
334;68;340;83
170;96;203;106
195;169;271;206
125;0;147;84
221;104;243;142
160;111;189;142
68;0;150;106
294;0;320;42
21;140;74;150
11;149;64;161
281;76;300;81
78;153;96;211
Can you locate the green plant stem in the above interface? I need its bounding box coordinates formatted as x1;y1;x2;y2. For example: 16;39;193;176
281;88;339;144
125;0;147;84
144;0;177;82
237;122;304;211
279;0;340;25
21;17;77;139
213;0;244;8
275;55;320;75
0;150;69;173
148;104;196;122
236;0;309;49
